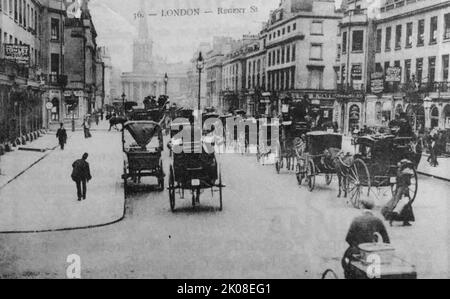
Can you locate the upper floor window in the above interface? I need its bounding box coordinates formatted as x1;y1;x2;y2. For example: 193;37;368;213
395;25;402;50
51;18;60;40
406;22;413;48
352;30;364;52
444;13;450;40
342;31;347;54
310;43;323;60
385;27;392;51
430;16;438;44
417;19;425;46
311;20;323;35
376;29;382;52
293;23;297;30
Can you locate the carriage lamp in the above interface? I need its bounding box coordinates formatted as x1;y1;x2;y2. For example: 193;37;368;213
196;52;205;111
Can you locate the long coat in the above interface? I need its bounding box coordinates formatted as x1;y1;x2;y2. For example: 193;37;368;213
56;128;67;144
71;159;92;182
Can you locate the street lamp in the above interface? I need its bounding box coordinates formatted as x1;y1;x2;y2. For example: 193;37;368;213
196;52;205;111
164;73;169;96
121;92;126;116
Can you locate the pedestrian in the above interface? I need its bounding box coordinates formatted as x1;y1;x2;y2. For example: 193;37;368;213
342;198;390;279
95;113;100;126
82;116;92;139
429;128;439;167
382;160;416;227
56;123;67;150
71;153;92;201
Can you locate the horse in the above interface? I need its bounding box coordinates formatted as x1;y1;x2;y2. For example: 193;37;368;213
322;148;354;199
109;116;128;131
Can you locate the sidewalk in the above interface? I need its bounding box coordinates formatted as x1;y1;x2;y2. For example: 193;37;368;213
0;128;125;233
0;132;59;190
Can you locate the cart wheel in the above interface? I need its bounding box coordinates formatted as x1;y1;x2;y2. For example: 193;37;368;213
158;160;164;191
306;160;316;192
391;167;418;204
169;166;176;212
325;174;333;186
348;159;371;209
218;168;223;211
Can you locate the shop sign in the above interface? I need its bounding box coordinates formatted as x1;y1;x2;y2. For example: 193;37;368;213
4;44;30;64
349;105;360;120
386;67;402;82
351;65;363;81
371;72;384;94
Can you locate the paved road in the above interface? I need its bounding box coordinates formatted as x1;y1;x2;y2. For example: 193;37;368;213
0;131;449;278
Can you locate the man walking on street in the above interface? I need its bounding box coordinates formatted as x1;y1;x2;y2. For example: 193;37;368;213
56;123;67;150
71;153;92;201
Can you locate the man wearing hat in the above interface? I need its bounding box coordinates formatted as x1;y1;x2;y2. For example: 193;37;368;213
56;123;67;150
342;199;390;279
71;153;92;201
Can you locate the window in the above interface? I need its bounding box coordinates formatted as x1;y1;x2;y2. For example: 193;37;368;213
287;26;291;33
351;64;362;81
385;27;392;51
384;61;390;74
443;55;449;81
14;0;17;21
281;46;285;64
342;31;347;54
376;29;382;52
292;44;296;61
406;22;413;47
311;20;323;35
307;66;324;89
286;46;290;63
428;56;436;84
430;16;438;44
310;44;323;60
352;30;364;52
268;51;272;66
417;19;425;46
416;58;423;83
277;49;280;64
51;53;60;74
405;59;411;82
375;63;383;73
282;28;285;35
293;23;297;30
445;13;450;40
395;25;402;49
51;18;60;40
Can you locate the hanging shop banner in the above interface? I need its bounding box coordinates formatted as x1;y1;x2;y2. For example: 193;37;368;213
385;67;402;82
371;72;385;94
4;44;30;64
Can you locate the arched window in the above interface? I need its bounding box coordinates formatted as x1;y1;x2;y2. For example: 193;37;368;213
430;105;439;129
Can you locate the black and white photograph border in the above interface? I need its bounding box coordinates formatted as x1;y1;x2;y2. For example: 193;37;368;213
0;0;449;281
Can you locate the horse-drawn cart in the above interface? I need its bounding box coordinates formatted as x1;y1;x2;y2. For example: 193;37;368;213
122;121;165;196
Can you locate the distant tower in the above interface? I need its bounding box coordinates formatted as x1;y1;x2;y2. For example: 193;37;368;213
133;0;153;73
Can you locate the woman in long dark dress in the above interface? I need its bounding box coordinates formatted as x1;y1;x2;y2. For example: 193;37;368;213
382;160;415;227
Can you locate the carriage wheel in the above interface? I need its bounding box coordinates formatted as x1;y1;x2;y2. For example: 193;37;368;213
325;174;333;186
306;160;316;192
348;159;371;209
218;168;223;211
169;166;176;212
391;168;419;204
158;160;165;191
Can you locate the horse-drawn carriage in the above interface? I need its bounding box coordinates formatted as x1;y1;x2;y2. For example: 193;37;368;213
296;132;344;192
168;115;224;212
350;134;421;207
122;121;165;196
275;121;310;173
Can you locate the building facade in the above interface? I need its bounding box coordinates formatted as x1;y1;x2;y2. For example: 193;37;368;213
340;0;450;134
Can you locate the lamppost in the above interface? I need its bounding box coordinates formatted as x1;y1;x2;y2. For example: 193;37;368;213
164;73;169;96
196;52;204;111
121;92;126;116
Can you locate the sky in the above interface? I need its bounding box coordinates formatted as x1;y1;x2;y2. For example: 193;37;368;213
90;0;343;72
